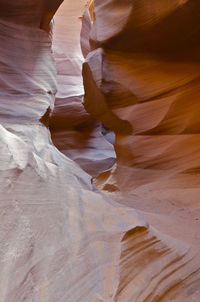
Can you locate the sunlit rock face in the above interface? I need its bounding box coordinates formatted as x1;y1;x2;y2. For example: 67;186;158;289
50;0;116;177
1;1;200;302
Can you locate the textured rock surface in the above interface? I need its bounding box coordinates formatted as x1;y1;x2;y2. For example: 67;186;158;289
50;0;115;176
1;1;200;302
83;0;200;191
82;0;200;300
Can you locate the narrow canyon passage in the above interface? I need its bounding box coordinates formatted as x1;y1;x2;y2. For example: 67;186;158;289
0;1;200;301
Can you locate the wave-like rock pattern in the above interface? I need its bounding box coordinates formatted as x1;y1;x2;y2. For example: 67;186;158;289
0;1;200;302
1;127;199;301
50;0;116;177
83;0;200;192
82;0;200;300
1;123;199;302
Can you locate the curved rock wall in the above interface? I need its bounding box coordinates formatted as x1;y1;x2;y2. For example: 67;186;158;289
82;0;200;300
1;1;200;302
83;0;200;193
50;0;116;176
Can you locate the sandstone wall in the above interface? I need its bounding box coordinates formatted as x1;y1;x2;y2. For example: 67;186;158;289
83;0;200;194
50;0;116;176
82;1;200;300
0;1;200;301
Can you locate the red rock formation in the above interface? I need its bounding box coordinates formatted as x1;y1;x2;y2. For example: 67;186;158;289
1;1;200;301
83;0;200;191
82;0;200;300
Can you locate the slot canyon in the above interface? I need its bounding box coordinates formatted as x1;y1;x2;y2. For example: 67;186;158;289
0;0;200;301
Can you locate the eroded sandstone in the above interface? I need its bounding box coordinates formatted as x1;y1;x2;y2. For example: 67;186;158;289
0;1;200;301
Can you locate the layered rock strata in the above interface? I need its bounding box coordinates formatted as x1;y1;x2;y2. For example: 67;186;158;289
0;1;200;302
82;0;200;300
50;0;115;176
82;5;200;275
83;0;200;193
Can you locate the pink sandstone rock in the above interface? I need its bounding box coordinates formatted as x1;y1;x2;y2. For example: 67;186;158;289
50;0;116;176
0;1;200;302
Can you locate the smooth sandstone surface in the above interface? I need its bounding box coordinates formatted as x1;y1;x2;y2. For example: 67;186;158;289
82;0;200;300
83;0;200;191
50;0;116;176
0;1;200;302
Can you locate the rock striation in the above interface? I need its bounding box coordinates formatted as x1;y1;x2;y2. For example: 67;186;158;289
50;0;116;177
0;1;200;302
82;0;200;300
83;0;200;191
